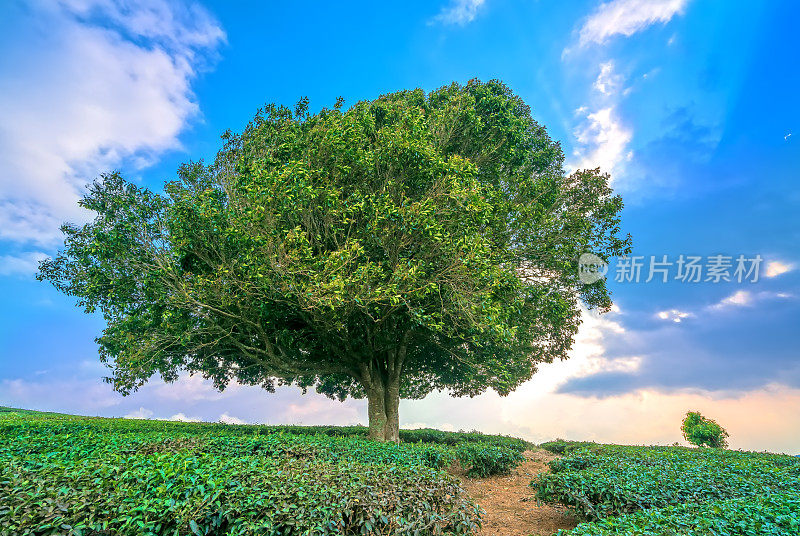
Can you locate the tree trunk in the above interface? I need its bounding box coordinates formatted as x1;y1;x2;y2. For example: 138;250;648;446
383;376;400;443
362;335;407;443
364;372;401;443
366;383;388;441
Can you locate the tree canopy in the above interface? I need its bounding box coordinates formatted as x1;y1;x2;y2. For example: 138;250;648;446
682;411;730;448
39;80;631;441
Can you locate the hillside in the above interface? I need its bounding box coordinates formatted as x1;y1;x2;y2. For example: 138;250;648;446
536;440;800;535
2;408;798;535
0;408;537;535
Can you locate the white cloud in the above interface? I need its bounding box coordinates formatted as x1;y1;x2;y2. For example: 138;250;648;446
572;106;633;176
431;0;485;26
765;261;794;278
403;422;431;430
593;61;624;95
61;0;226;51
656;289;793;320
656;309;694;323
718;290;753;308
565;1;691;186
169;412;201;422
560;308;642;377
150;374;245;402
0;377;120;411
0;368;364;428
284;397;361;425
710;290;793;311
569;62;633;179
0;252;48;277
401;319;800;452
219;412;246;425
0;0;224;245
458;305;632;401
579;0;689;46
6;321;800;452
498;384;800;453
124;407;154;419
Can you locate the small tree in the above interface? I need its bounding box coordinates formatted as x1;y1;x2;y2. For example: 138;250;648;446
39;80;630;442
682;411;729;448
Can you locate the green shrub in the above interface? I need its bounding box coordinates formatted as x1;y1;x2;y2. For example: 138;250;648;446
547;456;590;473
455;443;525;477
539;439;596;455
534;442;800;533
681;411;729;448
400;428;529;452
270;424;529;452
0;412;490;535
563;491;800;535
1;455;480;535
535;444;800;520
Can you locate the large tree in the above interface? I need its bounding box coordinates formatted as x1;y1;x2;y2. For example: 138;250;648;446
39;80;630;442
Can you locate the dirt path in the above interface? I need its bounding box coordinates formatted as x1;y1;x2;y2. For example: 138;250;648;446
457;450;577;536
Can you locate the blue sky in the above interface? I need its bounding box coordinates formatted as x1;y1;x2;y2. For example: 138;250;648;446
1;0;798;451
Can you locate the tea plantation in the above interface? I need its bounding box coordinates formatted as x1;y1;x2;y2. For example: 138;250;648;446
5;408;800;536
535;440;800;535
0;407;525;535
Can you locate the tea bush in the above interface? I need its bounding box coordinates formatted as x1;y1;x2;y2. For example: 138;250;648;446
262;424;529;452
455;443;525;477
0;409;528;535
538;439;596;455
533;443;800;535
565;492;800;536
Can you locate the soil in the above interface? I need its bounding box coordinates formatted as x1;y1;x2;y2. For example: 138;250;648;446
456;450;577;536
